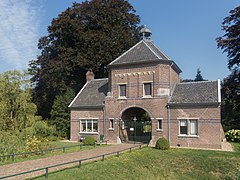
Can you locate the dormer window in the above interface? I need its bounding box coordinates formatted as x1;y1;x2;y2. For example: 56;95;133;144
143;82;152;97
119;84;126;98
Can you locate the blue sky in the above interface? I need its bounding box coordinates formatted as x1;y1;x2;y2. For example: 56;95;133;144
0;0;238;81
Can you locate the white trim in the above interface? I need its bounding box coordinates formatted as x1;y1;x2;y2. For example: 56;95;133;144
156;118;163;130
68;82;89;107
142;82;153;97
217;79;221;103
118;84;127;98
109;40;143;65
79;119;99;133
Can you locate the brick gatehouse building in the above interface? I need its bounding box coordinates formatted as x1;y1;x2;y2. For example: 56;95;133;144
69;27;225;149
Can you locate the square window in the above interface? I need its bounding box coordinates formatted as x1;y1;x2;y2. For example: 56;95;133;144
119;84;126;97
143;83;152;96
180;119;188;135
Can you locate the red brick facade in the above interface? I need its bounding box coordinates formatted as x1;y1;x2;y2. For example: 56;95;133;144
69;40;224;149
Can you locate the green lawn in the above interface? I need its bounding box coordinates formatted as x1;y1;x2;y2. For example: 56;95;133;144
0;141;103;166
32;147;240;180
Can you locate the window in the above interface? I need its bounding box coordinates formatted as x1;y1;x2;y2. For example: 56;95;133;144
80;119;98;133
157;119;162;130
119;84;126;97
179;119;198;136
143;83;152;96
180;119;188;135
190;120;198;135
110;119;114;129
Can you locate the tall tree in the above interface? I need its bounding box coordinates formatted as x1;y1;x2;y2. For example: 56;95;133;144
0;71;38;131
29;0;141;119
217;6;240;130
50;88;75;138
194;68;205;81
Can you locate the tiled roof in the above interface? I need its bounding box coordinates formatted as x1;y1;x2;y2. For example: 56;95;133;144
109;40;171;66
69;79;108;108
169;81;219;105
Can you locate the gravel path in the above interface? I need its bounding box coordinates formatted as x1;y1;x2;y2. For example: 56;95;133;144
0;143;141;179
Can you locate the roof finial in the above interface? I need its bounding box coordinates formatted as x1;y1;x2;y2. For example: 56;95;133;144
140;25;152;41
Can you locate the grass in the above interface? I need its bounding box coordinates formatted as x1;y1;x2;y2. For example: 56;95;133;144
231;142;240;152
31;147;240;180
0;141;105;166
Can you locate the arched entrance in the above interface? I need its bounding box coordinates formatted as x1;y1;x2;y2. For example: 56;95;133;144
119;107;151;143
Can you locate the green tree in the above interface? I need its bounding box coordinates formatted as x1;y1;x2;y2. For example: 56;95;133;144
194;68;205;81
217;6;240;130
50;88;75;138
29;0;141;119
0;71;38;131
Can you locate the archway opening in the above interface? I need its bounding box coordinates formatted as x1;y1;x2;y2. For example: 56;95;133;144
120;107;151;143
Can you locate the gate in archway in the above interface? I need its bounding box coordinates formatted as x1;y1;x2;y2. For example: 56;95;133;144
119;107;151;143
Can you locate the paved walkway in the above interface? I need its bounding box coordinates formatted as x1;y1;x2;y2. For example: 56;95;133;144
0;143;141;179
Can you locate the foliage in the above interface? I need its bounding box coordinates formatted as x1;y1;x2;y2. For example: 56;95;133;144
221;70;240;131
237;168;240;180
155;137;170;150
34;148;240;180
25;136;42;152
216;6;240;70
29;0;141;119
217;6;240;131
50;88;75;138
83;136;96;145
33;121;57;139
0;71;39;131
225;129;240;142
194;68;205;81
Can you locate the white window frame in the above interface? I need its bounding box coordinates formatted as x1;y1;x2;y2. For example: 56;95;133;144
80;118;98;134
118;83;127;99
142;82;153;98
178;118;199;137
109;119;114;130
156;118;163;131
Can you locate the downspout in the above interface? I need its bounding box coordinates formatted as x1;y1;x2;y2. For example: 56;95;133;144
102;102;106;137
168;62;174;144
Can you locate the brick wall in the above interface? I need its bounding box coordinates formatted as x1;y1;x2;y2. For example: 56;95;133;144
169;105;223;149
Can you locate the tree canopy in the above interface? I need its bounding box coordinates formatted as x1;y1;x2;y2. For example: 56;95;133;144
29;0;141;119
217;6;240;70
217;6;240;130
0;71;39;131
194;68;205;81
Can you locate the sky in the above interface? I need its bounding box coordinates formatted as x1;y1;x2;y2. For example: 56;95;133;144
0;0;239;81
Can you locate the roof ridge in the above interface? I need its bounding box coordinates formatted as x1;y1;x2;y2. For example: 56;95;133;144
91;78;108;81
149;41;171;60
143;41;162;59
108;40;144;65
179;80;217;85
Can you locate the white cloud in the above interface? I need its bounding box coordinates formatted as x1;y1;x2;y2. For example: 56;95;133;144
0;0;43;71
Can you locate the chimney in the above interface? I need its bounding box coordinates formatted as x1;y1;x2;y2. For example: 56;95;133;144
86;69;95;82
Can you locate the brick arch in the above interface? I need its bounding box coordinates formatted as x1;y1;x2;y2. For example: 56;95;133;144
118;105;153;119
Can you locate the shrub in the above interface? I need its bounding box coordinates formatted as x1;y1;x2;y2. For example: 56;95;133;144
83;136;96;145
155;138;170;150
225;129;240;142
25;136;41;152
33;121;57;138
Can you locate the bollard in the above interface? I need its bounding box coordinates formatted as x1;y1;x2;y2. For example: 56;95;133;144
117;152;120;157
130;148;132;152
79;160;82;168
63;147;66;153
102;155;105;161
140;145;142;149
